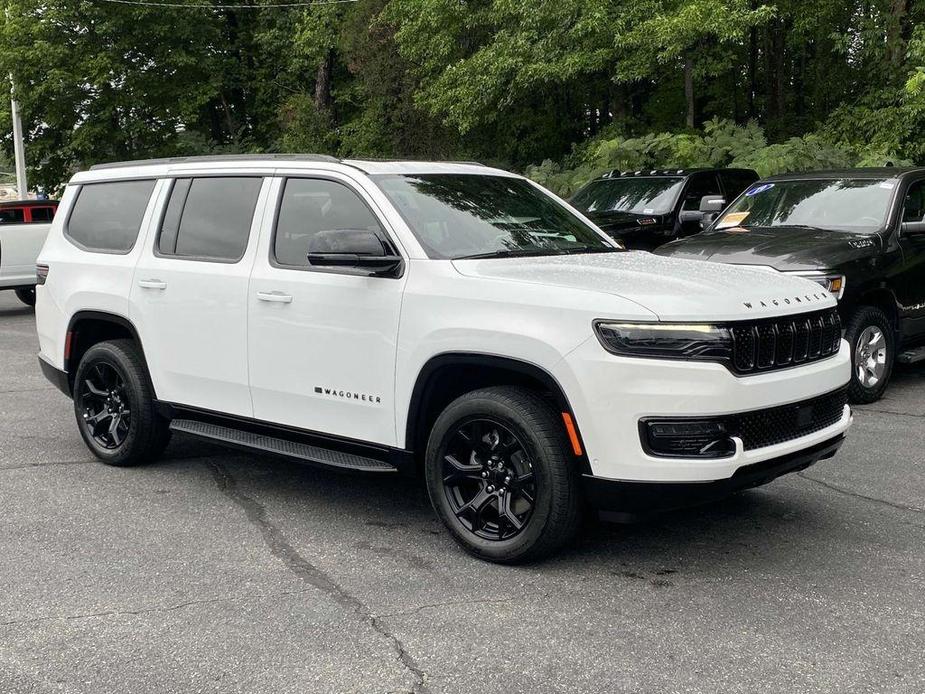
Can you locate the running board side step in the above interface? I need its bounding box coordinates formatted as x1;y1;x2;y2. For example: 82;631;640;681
897;346;925;365
169;419;398;473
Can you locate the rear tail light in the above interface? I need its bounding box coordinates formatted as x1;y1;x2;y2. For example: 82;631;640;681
36;264;49;285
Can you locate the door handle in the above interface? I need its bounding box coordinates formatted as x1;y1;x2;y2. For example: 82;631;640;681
256;290;293;304
138;279;167;290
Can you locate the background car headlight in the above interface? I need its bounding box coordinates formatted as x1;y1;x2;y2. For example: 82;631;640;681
594;321;733;361
788;271;846;300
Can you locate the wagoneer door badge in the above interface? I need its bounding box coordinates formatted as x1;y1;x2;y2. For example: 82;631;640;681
314;386;382;404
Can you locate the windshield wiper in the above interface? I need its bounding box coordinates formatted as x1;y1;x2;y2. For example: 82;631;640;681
454;248;566;260
455;246;616;260
559;246;621;254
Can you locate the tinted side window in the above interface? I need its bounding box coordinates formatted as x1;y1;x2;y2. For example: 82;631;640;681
159;177;262;261
720;171;759;199
0;207;25;224
902;181;925;222
67;180;156;252
30;206;56;222
274;178;385;267
681;173;722;210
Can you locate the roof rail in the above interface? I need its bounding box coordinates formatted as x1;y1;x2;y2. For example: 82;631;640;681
89;153;341;171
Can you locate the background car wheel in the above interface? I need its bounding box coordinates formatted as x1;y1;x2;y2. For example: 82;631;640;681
14;287;35;307
844;306;894;404
424;386;581;564
73;339;171;466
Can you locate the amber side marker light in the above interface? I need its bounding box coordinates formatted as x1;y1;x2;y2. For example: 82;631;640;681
561;412;583;456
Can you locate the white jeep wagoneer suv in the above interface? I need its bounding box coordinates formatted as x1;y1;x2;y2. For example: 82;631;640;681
35;155;852;562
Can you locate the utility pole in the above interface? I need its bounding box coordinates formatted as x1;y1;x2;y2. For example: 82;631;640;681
10;79;28;198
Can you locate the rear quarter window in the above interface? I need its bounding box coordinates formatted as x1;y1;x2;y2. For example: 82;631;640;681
66;180;156;253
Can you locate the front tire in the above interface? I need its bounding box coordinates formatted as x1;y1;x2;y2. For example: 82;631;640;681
424;387;581;564
14;287;35;307
845;306;894;404
73;339;171;466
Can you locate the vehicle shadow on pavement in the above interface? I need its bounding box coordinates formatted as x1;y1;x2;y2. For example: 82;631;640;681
157;433;839;579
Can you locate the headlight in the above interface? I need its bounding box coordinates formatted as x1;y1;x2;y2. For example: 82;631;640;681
594;321;733;361
788;271;846;300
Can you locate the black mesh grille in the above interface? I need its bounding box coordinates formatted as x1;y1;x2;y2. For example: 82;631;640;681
731;308;841;374
640;387;849;457
728;387;848;450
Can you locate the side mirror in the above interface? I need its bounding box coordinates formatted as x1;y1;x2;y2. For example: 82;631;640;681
678;209;703;224
901;220;925;236
699;195;726;213
307;229;403;275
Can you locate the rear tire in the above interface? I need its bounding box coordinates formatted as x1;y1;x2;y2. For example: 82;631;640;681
424;386;582;564
73;339;171;466
14;287;35;307
844;306;894;404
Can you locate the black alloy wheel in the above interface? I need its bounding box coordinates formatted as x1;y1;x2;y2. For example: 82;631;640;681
77;362;131;449
441;418;537;541
425;386;581;564
72;339;171;466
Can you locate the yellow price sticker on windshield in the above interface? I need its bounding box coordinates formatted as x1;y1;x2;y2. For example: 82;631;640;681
716;211;749;229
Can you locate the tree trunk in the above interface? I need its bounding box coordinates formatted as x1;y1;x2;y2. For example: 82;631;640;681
747;15;757;118
886;0;911;68
684;53;695;129
314;49;334;113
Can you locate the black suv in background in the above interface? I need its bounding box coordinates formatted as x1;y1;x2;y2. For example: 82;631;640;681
570;168;759;250
657;168;925;403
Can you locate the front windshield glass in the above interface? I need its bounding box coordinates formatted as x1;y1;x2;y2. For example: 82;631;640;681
717;178;896;233
570;177;684;215
373;174;618;260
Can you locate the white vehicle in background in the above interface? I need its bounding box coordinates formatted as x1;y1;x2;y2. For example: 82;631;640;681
0;199;58;306
35;155;852;563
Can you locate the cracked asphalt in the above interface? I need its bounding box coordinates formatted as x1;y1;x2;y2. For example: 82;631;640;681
1;291;923;694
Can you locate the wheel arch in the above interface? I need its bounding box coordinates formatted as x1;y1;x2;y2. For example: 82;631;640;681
404;353;587;469
65;311;154;395
851;286;900;332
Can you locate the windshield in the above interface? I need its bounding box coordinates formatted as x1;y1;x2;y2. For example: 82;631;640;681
716;178;896;233
373;174;618;260
570;177;684;215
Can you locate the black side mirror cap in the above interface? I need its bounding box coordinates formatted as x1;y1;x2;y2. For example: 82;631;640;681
306;228;404;276
307;252;403;274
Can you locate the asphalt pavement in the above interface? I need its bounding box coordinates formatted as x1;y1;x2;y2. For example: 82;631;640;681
1;291;923;693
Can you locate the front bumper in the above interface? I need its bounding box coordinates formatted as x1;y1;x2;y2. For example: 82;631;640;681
557;337;852;482
584;434;845;520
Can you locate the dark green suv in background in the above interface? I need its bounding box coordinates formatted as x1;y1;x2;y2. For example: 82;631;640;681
570;168;758;251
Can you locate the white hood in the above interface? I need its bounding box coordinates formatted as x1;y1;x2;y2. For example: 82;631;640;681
452;252;836;322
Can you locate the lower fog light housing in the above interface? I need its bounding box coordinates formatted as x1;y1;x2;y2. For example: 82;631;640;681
642;419;737;459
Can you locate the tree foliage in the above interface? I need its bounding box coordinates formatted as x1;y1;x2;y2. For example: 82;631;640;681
0;0;922;191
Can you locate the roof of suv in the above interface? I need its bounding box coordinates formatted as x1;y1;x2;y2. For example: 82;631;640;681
763;167;925;181
81;154;513;180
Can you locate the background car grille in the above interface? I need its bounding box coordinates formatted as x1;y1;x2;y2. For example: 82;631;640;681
731;308;841;374
729;387;848;450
